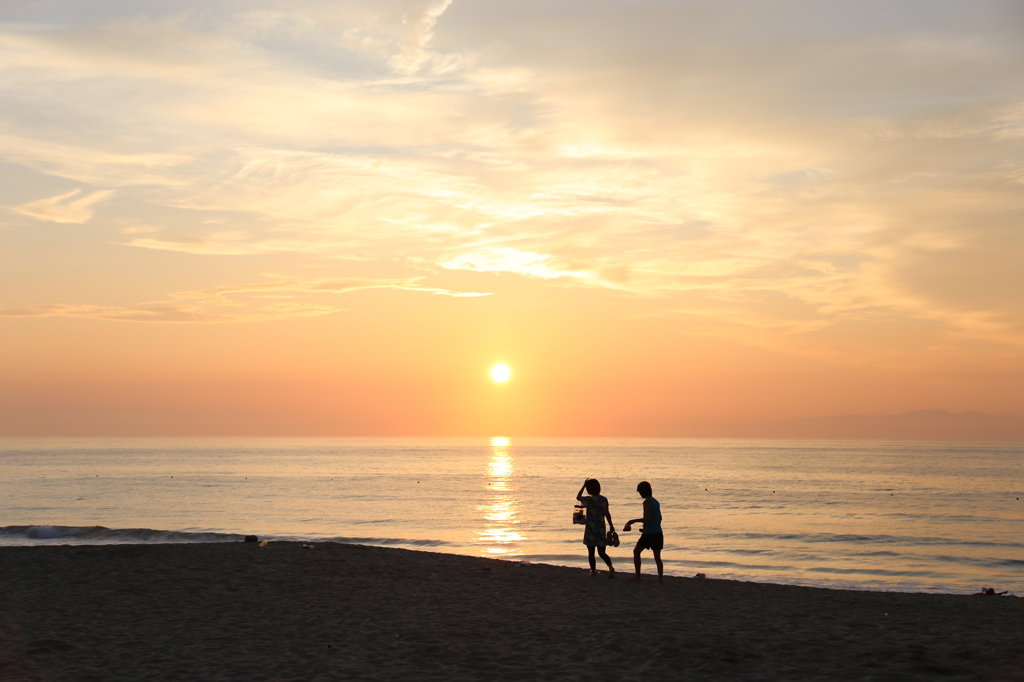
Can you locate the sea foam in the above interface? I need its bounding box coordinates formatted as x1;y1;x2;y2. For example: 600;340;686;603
0;525;244;545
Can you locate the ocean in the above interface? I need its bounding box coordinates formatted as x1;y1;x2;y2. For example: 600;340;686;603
1;437;1021;595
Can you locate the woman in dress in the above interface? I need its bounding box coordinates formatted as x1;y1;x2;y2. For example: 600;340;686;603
576;478;615;578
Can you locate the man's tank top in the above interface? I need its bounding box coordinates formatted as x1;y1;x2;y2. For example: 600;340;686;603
642;496;662;534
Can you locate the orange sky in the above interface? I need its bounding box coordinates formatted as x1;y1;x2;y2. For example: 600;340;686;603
1;1;1023;436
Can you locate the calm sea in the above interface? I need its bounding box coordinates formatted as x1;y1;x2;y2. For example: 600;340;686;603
1;437;1021;595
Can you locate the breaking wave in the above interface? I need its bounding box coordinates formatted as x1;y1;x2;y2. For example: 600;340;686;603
0;525;245;545
0;525;457;550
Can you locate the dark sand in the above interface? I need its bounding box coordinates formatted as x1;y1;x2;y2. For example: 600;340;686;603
1;542;1021;681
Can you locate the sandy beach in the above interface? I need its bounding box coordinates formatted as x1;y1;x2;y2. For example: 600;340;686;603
1;542;1021;681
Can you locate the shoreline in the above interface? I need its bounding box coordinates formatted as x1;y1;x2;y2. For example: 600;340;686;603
2;542;1022;681
0;532;1007;597
4;525;1012;597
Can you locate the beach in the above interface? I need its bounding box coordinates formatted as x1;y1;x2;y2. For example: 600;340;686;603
0;542;1021;681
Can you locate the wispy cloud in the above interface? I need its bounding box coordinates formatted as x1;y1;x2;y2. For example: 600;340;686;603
0;276;489;323
438;247;610;287
0;303;241;323
12;189;113;223
121;232;330;257
388;0;454;74
167;276;492;303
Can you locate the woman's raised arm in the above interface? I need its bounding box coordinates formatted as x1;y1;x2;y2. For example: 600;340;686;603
576;479;589;502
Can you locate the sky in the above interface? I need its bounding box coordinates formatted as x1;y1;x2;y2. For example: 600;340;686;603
1;0;1023;436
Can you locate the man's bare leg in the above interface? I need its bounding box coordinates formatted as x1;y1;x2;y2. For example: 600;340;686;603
632;548;643;582
653;548;664;583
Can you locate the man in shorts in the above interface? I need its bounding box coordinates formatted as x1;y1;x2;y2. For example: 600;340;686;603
623;481;663;583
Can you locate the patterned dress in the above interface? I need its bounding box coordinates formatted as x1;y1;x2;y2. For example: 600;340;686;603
581;494;609;547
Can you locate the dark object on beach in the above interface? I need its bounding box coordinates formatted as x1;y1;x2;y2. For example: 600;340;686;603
244;535;259;543
977;587;1007;596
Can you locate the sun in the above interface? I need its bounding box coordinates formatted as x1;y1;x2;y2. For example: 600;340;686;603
490;364;511;383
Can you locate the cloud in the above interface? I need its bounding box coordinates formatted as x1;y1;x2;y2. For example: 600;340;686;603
0;303;234;323
388;0;454;74
0;276;489;323
438;247;609;287
1;1;1022;354
12;189;113;223
121;232;327;256
0;133;192;188
167;276;491;302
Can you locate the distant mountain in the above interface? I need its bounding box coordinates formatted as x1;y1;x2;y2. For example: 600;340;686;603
765;410;1024;441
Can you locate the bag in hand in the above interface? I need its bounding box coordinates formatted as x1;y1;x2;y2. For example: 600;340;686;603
606;529;620;547
573;504;586;525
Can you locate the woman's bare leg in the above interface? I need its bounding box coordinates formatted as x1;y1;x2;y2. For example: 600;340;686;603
597;546;614;577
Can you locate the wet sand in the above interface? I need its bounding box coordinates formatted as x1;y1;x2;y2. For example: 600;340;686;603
1;542;1021;681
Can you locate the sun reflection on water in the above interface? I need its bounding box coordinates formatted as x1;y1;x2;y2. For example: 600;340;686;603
477;437;524;555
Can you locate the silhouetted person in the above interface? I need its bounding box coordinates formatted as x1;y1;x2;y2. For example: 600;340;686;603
576;478;615;578
624;481;663;583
